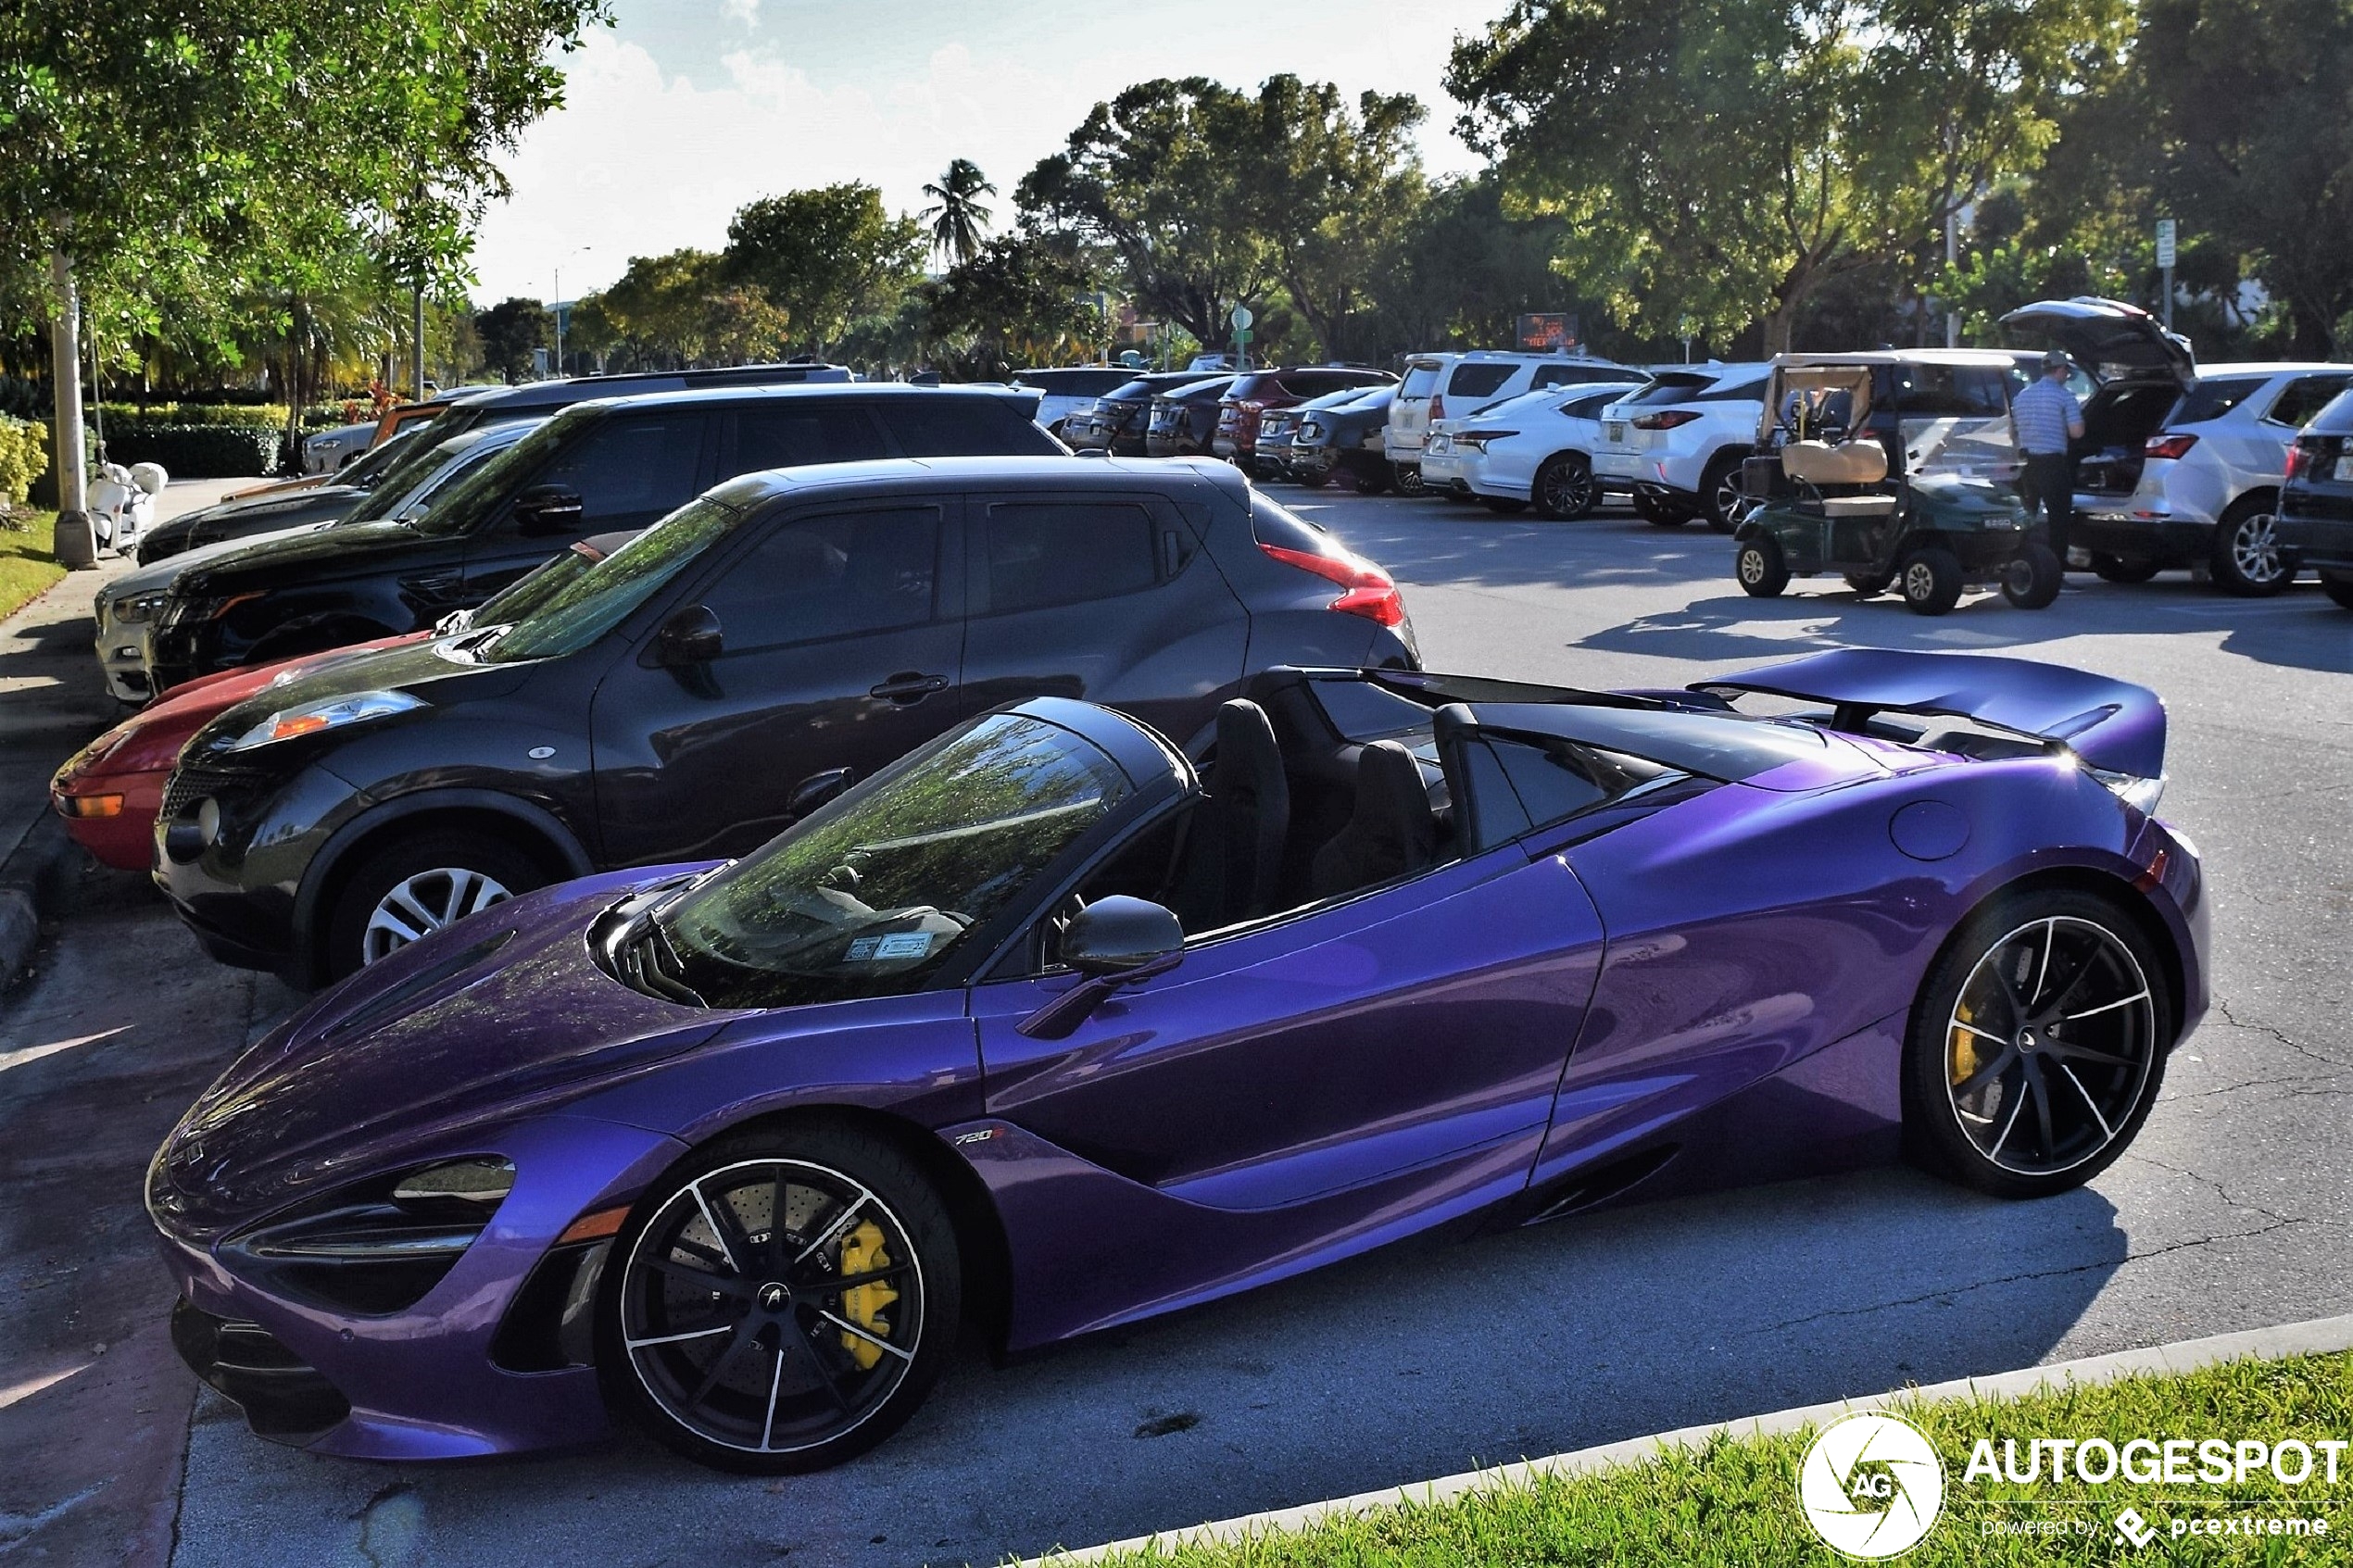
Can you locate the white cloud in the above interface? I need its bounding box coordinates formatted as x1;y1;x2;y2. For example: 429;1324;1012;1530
721;0;758;25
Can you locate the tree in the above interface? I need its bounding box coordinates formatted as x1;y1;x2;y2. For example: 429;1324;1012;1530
474;297;550;383
585;249;792;370
929;232;1101;370
725;183;924;358
1448;0;2122;351
1374;172;1574;355
920;159;998;269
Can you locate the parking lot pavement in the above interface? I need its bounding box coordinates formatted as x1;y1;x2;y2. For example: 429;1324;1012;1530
27;491;2349;1567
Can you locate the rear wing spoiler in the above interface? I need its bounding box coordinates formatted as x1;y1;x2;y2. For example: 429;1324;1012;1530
1693;648;2165;780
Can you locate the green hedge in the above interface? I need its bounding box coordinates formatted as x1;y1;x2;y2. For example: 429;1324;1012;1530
95;402;288;431
103;424;280;478
0;416;50;505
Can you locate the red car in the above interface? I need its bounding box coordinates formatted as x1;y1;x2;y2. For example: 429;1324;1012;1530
1212;368;1393;467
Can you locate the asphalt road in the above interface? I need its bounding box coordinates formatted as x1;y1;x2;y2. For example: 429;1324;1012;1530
15;489;2351;1568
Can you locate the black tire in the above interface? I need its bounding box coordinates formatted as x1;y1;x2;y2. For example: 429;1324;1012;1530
599;1122;962;1474
1843;571;1894;596
1480;495;1530;514
1632;491;1690;528
1904;889;2171;1199
2322;573;2353;611
1898;546;1965;616
2091;553;2160;584
2210;493;2296;596
2001;541;2064;609
1532;454;1598;521
1392;462;1427;497
1700;453;1747;533
1735;534;1790;597
321;829;547;981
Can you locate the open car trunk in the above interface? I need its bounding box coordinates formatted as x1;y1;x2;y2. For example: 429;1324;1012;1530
2074;381;2183;496
2001;297;2196;500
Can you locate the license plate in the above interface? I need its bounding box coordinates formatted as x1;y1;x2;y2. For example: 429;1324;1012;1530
2336;456;2353;482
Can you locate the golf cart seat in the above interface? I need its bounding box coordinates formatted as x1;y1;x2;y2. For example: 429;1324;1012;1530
1781;438;1888;486
1818;493;1899;518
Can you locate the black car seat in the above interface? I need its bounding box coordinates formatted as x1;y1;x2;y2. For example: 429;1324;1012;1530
1310;740;1436;897
1213;698;1290;922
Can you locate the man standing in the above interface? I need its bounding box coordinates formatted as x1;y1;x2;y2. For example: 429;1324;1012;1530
2011;349;2085;563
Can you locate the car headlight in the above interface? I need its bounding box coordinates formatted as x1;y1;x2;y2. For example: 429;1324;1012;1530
110;590;168;625
220;690;425;753
221;1157;516;1314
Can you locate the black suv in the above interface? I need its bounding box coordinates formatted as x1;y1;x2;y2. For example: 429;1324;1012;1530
154;457;1418;984
145;384;1055;692
2279;388;2353;610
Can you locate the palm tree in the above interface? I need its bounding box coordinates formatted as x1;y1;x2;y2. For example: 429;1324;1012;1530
920;159;996;270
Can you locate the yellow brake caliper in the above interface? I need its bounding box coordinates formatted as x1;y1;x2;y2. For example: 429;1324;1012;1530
1950;998;1979;1086
837;1220;898;1370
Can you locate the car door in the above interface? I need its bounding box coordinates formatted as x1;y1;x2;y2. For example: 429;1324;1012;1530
587;495;966;868
957;489;1251;755
458;409;713;604
968;846;1606;1214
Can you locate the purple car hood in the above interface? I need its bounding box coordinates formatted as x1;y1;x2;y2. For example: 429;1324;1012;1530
151;870;721;1239
1696;648;2166;780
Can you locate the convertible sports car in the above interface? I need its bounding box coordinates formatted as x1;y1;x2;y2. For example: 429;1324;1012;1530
149;648;2207;1474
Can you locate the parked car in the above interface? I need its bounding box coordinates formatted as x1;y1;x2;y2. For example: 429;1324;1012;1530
2277;388;2353;610
218;387;497;505
137;426;442;564
1067;371;1221;455
142;384;1058;695
149;647;2201;1474
1011;367;1133;442
1418;382;1644;517
1142;376;1237;458
55;533;635;870
152;456;1416;985
301;421;378;474
2006;295;2352;595
98;420;547;703
1249;387;1386;483
1386;352;1633;495
1212;368;1395;469
1591;363;1776;529
1287;385;1397;492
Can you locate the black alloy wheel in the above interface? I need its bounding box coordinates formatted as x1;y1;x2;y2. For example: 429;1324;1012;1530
1392;462;1428;497
1702;455;1747;533
1532;454;1598;521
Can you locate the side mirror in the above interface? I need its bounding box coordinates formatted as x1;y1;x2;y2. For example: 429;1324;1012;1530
1018;897;1184;1041
652;604;724;666
786;766;854;820
513;484;585;536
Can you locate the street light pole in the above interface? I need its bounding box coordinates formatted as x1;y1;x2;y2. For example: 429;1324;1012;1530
552;245;592;379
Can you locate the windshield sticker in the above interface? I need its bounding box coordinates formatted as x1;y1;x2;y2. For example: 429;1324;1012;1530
874;932;934;960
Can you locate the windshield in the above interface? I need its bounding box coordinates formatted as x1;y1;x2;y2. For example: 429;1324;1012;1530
463;535;613;628
1401;363;1444;398
484;495;748;663
406;408;595;537
334;425;429;489
345;426;528;526
655;712;1131;1008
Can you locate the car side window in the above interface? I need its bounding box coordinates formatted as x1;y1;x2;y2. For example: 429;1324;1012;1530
1699;377;1768;402
2264;376;2353;430
2172;378;2266;425
982;500;1159;613
1447;364;1516;399
700;506;942;653
725;406;889;474
1456;734;1674;853
877;398;1022;457
536;413;706;524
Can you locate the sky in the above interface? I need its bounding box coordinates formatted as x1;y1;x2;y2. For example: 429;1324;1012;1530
468;0;1509;304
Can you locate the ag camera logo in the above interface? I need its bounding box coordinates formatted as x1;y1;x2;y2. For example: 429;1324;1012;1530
1799;1412;1946;1558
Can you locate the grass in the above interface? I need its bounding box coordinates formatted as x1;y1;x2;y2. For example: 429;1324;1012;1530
0;509;66;622
1064;1352;2353;1566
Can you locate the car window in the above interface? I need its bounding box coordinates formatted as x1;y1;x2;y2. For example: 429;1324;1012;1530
1562;391;1621;419
877;397;1043;457
2263;375;2353;430
1623;376;1712;407
1400;363;1445;398
2171;377;2268;426
538;413;706;524
726;405;888;472
1447;364;1516;399
1697;376;1768;402
484;495;749;663
983;500;1159;613
1456;734;1675;852
701;506;942;653
1890;365;2010;417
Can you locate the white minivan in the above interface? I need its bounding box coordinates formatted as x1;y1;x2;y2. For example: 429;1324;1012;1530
1387;350;1634;495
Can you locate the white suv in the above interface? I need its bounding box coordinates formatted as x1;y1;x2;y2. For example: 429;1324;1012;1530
1387;350;1633;495
1591;363;1771;529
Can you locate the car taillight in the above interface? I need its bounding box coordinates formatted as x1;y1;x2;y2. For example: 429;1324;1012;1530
1457;429;1519;451
1259;542;1407;628
1428;394;1446;422
2144;433;2198;460
2286;438;2329;481
1631;410;1702;430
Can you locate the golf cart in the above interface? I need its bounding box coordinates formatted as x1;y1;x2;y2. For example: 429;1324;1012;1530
1730;354;2059;615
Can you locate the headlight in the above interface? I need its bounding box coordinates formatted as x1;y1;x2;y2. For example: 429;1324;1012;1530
2087;764;2165;815
220;690;425;753
1298;421;1324;440
111;590;168;625
222;1158;516;1314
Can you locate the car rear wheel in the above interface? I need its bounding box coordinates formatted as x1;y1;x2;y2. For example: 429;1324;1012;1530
2091;553;2160;584
322;830;546;980
1532;455;1598;520
1391;462;1427;497
1735;535;1790;597
2322;572;2353;611
2211;494;2296;596
1905;891;2170;1199
1898;546;1965;616
2001;542;2064;609
1632;492;1689;528
600;1124;960;1474
1701;455;1747;533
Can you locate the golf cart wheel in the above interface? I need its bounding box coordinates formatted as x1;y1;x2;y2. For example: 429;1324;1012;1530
1392;463;1427;497
2002;542;2065;609
2211;493;2296;596
2322;572;2353;611
601;1123;961;1474
1735;535;1790;597
1898;547;1965;616
1480;495;1530;514
322;830;546;981
1701;455;1746;533
1903;889;2171;1200
1843;571;1894;597
1632;492;1689;529
1532;454;1598;521
2091;553;2160;584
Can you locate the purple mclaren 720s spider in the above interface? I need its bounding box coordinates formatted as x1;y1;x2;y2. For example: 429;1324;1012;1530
149;648;2208;1473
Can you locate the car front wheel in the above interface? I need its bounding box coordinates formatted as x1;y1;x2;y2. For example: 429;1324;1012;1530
2322;572;2353;611
1905;892;2171;1199
1735;535;1790;596
2211;494;2296;596
600;1123;960;1474
322;829;546;980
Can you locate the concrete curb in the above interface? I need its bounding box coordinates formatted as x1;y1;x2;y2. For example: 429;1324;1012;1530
1026;1312;2353;1564
0;814;85;989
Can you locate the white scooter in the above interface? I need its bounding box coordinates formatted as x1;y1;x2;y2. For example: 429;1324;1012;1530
89;460;169;555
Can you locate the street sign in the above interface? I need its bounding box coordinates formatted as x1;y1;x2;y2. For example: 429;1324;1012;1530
2156;219;2177;270
1229;305;1253;331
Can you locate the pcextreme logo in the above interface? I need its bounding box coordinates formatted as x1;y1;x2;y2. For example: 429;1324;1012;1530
1798;1412;1947;1559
